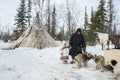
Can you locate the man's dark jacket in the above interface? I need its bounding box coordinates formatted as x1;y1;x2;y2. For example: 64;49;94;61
69;33;86;56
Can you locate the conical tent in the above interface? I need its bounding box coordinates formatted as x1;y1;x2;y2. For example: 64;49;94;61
8;23;58;49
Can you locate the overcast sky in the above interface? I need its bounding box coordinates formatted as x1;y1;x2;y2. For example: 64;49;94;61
0;0;120;30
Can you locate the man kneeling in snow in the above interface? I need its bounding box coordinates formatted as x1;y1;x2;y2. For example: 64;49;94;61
69;28;86;64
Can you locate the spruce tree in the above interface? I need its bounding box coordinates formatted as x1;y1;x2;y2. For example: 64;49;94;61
94;0;107;32
90;7;96;31
13;0;27;40
46;0;51;34
107;0;114;34
51;5;56;39
66;0;72;40
91;7;94;22
84;7;97;45
56;27;65;41
27;0;32;26
84;6;89;31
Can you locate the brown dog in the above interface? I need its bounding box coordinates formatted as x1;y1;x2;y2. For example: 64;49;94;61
76;52;93;68
93;54;105;72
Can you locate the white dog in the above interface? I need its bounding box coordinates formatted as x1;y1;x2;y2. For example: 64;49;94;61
108;60;120;80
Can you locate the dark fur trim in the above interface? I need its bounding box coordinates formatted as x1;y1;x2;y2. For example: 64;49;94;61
111;60;117;66
105;65;114;72
82;54;92;60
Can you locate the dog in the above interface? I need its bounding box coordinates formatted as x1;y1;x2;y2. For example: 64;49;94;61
93;54;105;72
107;59;120;80
76;52;93;68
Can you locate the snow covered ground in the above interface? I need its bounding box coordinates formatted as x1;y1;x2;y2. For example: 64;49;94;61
0;42;119;80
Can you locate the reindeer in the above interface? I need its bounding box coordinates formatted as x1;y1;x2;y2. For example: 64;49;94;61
109;34;120;49
97;32;110;50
